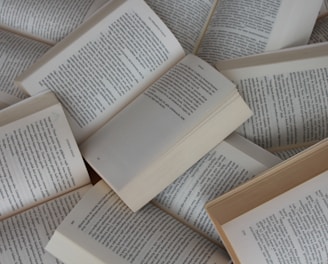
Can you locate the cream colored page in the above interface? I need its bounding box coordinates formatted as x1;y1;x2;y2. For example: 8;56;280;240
18;0;184;143
309;15;328;43
0;185;90;264
0;104;90;220
0;0;109;44
81;54;235;192
222;56;328;149
197;0;322;64
46;181;230;264
153;133;281;245
222;170;328;264
0;30;50;108
145;0;217;53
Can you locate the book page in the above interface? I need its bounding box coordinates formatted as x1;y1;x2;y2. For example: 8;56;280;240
0;30;50;108
17;0;185;143
145;0;217;53
80;54;245;211
264;0;322;49
219;50;328;150
197;0;322;64
0;0;109;44
0;185;91;264
320;1;328;14
153;133;281;245
271;145;311;160
222;170;328;264
46;181;231;264
309;14;328;43
0;102;90;220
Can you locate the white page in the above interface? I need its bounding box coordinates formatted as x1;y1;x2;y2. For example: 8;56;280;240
197;0;322;64
0;103;89;220
220;52;328;149
265;0;322;49
222;170;328;264
0;0;110;43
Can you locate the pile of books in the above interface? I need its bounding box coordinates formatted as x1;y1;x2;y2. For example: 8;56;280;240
1;0;328;263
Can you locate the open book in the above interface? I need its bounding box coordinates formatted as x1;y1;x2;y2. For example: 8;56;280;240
0;0;109;44
206;138;328;264
0;91;90;220
216;42;328;151
0;0;111;108
45;134;281;263
0;91;93;263
15;0;251;211
146;0;322;64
